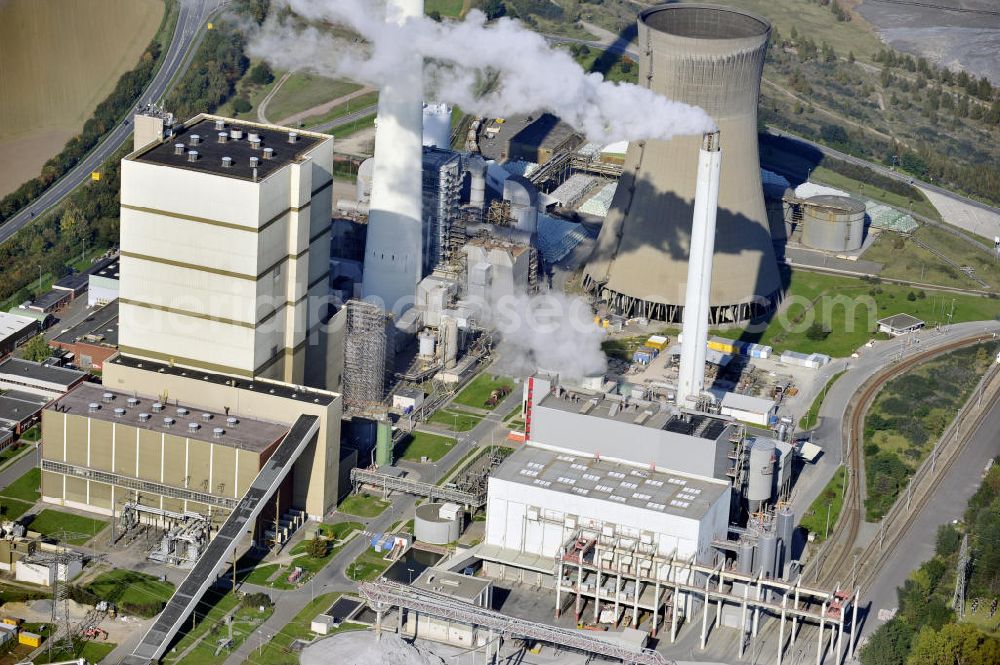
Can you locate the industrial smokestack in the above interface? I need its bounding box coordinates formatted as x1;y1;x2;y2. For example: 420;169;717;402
362;0;425;312
677;131;721;406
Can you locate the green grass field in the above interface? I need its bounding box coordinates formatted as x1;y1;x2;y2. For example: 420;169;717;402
569;46;638;84
452;373;515;410
345;547;393;582
800;371;846;430
337;493;389;518
427;409;482;432
29;509;107;544
83;570;174;617
266;73;361;124
0;499;33;521
397;431;456;462
734;269;1000;357
161;588;271;665
302;91;378;129
328;113;376;138
217;60;285;119
1;467;40;502
426;0;464;17
863;225;1000;291
37;639;117;664
799;466;846;543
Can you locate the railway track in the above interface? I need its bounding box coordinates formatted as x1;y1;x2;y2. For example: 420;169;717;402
814;334;998;587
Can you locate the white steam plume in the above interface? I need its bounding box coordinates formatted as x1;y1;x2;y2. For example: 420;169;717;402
475;291;607;383
246;0;714;142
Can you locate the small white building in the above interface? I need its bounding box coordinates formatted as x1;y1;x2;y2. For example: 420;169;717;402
709;390;778;427
877;313;925;337
15;557;83;587
392;387;425;413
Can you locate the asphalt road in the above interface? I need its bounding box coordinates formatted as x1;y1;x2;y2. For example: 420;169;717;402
310;104;379;134
0;0;221;246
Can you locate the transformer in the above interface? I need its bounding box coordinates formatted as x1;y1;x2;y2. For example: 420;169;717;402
584;4;782;324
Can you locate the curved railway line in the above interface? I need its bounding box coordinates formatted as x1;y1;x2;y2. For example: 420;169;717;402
814;333;1000;588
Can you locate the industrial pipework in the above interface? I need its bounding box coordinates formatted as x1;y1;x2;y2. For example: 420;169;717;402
677;131;721;406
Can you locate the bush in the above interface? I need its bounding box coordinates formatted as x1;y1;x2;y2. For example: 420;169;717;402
249;61;274;85
232;97;252;114
242;591;273;608
305;537;328;558
806;322;831;341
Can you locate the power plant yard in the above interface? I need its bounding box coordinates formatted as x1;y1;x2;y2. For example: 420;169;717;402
0;0;164;196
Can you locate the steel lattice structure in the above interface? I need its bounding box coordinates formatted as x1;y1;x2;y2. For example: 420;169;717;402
343;300;387;411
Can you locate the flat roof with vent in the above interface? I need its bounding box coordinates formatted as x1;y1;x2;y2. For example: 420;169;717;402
494;445;727;519
53;300;119;347
49;383;289;452
131;115;325;181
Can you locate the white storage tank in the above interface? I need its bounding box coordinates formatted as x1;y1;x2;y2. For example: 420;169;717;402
414;502;463;544
418;330;437;359
747;437;776;507
800;195;866;252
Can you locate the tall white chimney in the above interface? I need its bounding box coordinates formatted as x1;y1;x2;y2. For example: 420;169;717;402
677;131;721;406
362;0;425;313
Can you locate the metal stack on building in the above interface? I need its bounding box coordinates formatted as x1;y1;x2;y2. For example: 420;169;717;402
584;4;781;324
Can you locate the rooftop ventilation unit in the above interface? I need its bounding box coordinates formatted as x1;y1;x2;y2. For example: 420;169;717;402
230;128;243;140
226;416;238;428
102;392;114;403
138;412;151;422
249;133;261;149
287;131;298;143
152;402;163;412
173;143;185;155
263;147;274;160
214;119;225;131
249;157;259;168
88;403;100;413
218;132;228;143
213;427;225;439
189;134;200;146
114;407;126;417
201;413;212;421
221;156;233;168
177;407;189;416
188;422;199;432
163;417;175;428
187;150;199;162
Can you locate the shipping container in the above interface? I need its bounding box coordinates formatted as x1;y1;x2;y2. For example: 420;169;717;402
708;336;736;354
19;631;41;648
645;335;668;351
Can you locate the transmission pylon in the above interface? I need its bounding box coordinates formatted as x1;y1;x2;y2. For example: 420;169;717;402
953;533;970;618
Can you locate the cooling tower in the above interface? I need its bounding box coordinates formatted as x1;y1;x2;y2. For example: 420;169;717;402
362;0;425;312
584;4;781;324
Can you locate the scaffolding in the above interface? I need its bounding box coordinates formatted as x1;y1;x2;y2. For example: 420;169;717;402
359;579;674;665
343;300;387;412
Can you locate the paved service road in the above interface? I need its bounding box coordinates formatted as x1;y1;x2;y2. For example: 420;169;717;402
0;0;222;246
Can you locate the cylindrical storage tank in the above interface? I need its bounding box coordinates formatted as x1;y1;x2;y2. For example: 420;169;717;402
441;316;459;369
584;4;781;324
375;418;393;467
755;528;777;578
356;157;375;203
747;438;776;507
414;502;462;544
422;102;453;148
418;331;437;358
737;537;754;575
776;505;795;578
800;195;866;252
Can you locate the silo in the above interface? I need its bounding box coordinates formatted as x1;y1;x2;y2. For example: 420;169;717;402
776;505;796;578
418;330;437;359
747;438;776;509
584;4;781;324
375;418;393;466
800;195;866;252
755;528;777;578
422;103;453;149
737;537;754;575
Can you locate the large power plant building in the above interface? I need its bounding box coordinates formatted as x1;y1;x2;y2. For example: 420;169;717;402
584;4;781;324
119;115;338;389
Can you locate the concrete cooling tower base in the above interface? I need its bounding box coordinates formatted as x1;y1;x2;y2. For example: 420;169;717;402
584;4;782;325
